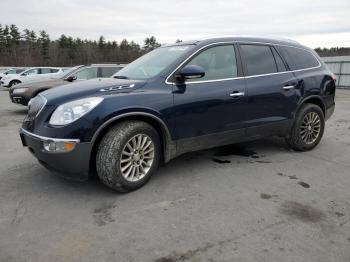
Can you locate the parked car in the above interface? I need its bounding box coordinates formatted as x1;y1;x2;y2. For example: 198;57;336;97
9;64;125;106
19;36;336;192
0;67;63;87
0;68;26;82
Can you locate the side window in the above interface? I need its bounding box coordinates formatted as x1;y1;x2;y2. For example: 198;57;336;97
240;45;277;76
279;46;319;70
100;67;121;77
185;45;237;82
74;67;98;80
40;68;52;74
271;47;287;72
50;68;60;73
24;68;40;75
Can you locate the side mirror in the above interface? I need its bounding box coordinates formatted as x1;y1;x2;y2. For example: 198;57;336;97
175;65;205;82
65;75;77;82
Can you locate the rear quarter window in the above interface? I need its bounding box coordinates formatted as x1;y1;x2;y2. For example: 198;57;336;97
279;46;320;70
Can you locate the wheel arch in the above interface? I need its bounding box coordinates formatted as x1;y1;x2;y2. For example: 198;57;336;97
89;112;175;176
10;79;21;85
296;95;326;117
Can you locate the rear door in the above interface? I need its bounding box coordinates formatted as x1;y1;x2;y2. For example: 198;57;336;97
238;43;300;137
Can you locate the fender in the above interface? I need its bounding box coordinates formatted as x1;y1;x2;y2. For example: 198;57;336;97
91;111;176;162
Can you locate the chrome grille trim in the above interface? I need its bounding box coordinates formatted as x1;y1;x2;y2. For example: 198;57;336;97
26;94;47;120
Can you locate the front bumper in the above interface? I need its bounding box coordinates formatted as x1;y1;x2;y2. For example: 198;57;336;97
9;92;30;105
19;128;92;181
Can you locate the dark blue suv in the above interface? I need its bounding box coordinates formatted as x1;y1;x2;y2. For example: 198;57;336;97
19;37;336;192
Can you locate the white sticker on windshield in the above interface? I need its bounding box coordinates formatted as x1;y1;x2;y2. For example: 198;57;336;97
168;46;189;51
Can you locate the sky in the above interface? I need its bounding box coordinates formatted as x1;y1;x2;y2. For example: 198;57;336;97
1;0;350;48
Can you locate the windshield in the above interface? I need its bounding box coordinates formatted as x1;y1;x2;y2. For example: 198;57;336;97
113;45;193;80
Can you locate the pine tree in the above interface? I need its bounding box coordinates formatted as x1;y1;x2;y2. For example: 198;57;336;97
38;30;50;62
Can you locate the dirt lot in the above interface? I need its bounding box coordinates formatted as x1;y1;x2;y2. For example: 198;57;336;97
0;87;350;262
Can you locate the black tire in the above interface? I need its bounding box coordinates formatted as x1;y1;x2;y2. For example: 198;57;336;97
286;103;325;151
96;120;161;192
9;80;21;87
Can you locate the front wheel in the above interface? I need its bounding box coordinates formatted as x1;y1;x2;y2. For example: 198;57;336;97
96;120;160;192
286;103;325;151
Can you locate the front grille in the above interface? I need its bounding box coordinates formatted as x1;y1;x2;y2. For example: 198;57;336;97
25;95;46;121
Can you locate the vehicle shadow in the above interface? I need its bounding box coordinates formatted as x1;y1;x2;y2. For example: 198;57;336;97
4;137;291;200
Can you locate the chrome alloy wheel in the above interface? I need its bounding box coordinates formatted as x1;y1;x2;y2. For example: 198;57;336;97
120;134;155;182
300;112;321;144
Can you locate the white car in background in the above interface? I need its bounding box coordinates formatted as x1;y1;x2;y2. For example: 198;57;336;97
0;67;63;87
0;68;26;82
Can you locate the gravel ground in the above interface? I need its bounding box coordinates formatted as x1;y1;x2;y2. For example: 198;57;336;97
0;87;350;262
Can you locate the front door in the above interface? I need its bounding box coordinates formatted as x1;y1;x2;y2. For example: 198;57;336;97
171;44;247;153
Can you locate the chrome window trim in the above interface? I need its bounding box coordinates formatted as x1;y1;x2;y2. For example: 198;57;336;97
20;128;80;143
165;40;322;85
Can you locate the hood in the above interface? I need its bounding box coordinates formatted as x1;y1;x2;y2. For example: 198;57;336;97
11;78;66;90
42;78;147;105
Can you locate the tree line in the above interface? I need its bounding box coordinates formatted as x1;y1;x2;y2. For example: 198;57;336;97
0;24;161;66
315;47;350;57
0;23;349;66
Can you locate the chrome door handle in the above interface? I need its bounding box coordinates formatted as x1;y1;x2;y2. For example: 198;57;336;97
283;85;295;90
230;92;245;98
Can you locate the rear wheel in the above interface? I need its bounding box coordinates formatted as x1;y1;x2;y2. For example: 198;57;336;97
96;120;160;192
286;103;325;151
9;80;21;87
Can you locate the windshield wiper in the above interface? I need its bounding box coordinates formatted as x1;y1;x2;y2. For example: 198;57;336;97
113;75;129;79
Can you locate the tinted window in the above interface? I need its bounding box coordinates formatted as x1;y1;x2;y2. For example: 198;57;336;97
40;68;52;74
271;47;287;72
100;66;122;77
240;45;277;76
74;67;98;80
186;45;237;82
50;68;60;73
279;46;319;70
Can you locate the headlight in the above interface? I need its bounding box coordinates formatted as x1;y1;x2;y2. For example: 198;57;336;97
13;87;28;94
49;97;103;126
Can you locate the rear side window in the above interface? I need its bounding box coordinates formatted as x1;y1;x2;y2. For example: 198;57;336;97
100;67;122;77
240;45;277;76
185;45;238;82
279;46;319;70
40;68;51;74
50;68;60;73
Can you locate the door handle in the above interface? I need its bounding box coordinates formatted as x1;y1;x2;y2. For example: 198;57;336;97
283;85;295;90
230;91;245;98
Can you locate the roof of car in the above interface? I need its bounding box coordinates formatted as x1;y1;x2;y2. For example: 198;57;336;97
169;36;303;48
